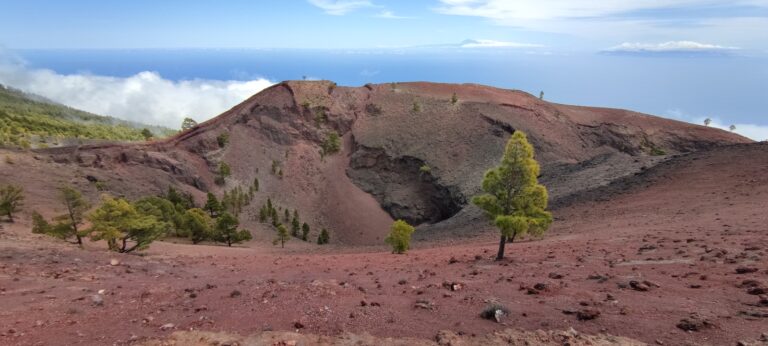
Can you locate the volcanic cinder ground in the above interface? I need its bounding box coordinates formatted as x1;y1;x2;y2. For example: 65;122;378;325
0;81;766;346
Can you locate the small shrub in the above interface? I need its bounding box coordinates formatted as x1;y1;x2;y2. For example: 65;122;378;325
385;220;415;254
217;133;229;148
412;101;421;113
365;103;382;116
216;162;231;185
419;164;431;174
328;82;337;94
650;147;666;156
4;155;13;164
141;128;153;140
0;184;24;222
314;108;328;125
321;132;341;157
94;181;107;191
451;92;458;105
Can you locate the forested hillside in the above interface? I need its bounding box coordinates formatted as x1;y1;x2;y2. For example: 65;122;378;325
0;84;174;148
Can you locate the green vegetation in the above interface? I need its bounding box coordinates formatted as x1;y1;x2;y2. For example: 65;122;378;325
222;184;255;217
88;195;166;253
0;84;173;148
184;208;214;244
385;220;415;254
317;228;330;245
30;183;254;250
412;101;421;113
301;222;310;241
217;133;229;147
314;107;328;126
215;162;231;185
181;117;198;131
291;210;300;236
650;147;667;156
539;91;544;100
451;92;458;105
204;192;223;217
704;118;711;126
33;186;91;245
419;164;431;177
472;131;553;260
274;224;289;248
0;184;24;222
321;131;341;157
214;212;252;246
141;128;153;140
730;124;736;132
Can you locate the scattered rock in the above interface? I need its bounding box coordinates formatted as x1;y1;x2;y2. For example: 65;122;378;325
736;267;759;274
109;258;120;266
91;294;104;306
759;295;768;306
293;321;304;329
576;308;601;321
442;281;463;291
629;281;649;291
448;257;459;264
230;290;242;298
414;299;436;310
676;314;715;332
480;304;509;323
160;323;175;331
548;272;563;279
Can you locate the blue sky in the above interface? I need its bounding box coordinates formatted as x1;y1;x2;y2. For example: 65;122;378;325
0;1;767;139
2;0;766;51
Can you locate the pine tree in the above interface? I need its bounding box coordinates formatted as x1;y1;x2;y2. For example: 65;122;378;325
0;184;24;222
274;224;289;248
181;117;198;131
259;205;268;222
301;222;310;241
184;208;214;244
88;195;165;253
291;211;300;237
214;212;251;246
472;131;552;260
317;228;330;245
56;186;91;245
204;192;222;217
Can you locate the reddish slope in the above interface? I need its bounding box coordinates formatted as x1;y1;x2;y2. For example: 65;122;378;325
2;81;752;245
0;143;765;346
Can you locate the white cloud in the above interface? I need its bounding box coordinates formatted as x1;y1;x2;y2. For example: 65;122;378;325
666;109;768;141
434;1;768;48
604;41;738;53
435;0;767;21
460;39;544;48
697;118;768;141
308;0;373;15
0;61;273;128
375;10;412;19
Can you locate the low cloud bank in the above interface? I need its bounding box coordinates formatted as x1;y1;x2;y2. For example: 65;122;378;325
603;41;738;55
0;58;273;129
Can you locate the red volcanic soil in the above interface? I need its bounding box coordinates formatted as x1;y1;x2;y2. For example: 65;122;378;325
1;142;766;345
